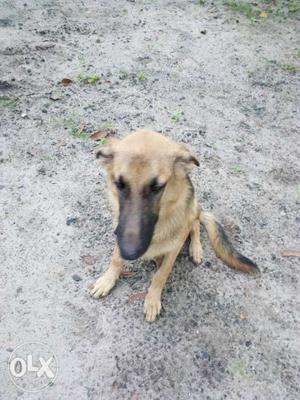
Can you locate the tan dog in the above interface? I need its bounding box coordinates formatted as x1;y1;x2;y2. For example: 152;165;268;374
91;129;258;321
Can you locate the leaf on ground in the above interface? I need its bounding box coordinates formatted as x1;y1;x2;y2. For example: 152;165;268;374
61;78;73;86
127;291;147;303
259;11;268;18
120;270;138;278
282;250;300;257
90;130;110;141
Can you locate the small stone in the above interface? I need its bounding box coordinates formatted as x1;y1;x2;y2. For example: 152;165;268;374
245;340;252;347
66;217;77;226
201;351;210;360
37;166;46;175
72;274;82;282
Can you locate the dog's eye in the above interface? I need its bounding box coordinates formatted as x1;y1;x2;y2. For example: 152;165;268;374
114;177;126;191
150;180;165;194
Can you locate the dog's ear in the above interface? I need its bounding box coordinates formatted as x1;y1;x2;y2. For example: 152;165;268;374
95;138;119;164
173;144;199;174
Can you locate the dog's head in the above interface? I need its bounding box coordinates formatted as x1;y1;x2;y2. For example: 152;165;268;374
96;129;199;260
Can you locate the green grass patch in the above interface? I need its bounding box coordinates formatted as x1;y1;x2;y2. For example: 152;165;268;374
224;0;260;19
224;0;300;20
78;74;100;84
64;116;90;140
286;0;300;14
136;71;146;81
230;358;248;379
119;70;129;80
98;137;108;145
100;121;115;132
0;96;18;108
281;63;300;73
171;111;182;123
232;165;242;173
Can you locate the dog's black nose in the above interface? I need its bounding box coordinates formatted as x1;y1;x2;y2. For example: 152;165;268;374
115;228;144;260
120;248;140;261
118;234;144;260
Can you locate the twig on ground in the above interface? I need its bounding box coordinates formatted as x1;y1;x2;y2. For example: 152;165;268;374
282;250;300;257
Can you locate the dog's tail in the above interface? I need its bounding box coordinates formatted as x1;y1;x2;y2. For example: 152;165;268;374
200;211;259;273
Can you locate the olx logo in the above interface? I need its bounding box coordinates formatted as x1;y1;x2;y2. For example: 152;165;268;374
8;342;58;392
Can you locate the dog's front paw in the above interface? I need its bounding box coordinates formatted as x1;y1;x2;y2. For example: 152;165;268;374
189;242;203;264
144;292;161;322
90;271;118;298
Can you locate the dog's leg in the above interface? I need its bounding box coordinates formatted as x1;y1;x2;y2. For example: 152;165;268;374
144;244;183;322
90;245;123;298
189;218;203;264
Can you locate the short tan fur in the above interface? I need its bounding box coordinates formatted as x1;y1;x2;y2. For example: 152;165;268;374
91;129;258;322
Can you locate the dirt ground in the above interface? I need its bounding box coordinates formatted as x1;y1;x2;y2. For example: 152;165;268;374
1;1;299;399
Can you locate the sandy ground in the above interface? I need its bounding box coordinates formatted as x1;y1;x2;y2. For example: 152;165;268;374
0;0;300;399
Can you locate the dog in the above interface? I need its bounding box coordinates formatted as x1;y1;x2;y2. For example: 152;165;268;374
90;129;258;322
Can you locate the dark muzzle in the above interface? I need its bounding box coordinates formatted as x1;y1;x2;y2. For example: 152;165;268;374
115;205;158;260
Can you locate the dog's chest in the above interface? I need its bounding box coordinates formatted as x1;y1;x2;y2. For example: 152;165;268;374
142;212;190;259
